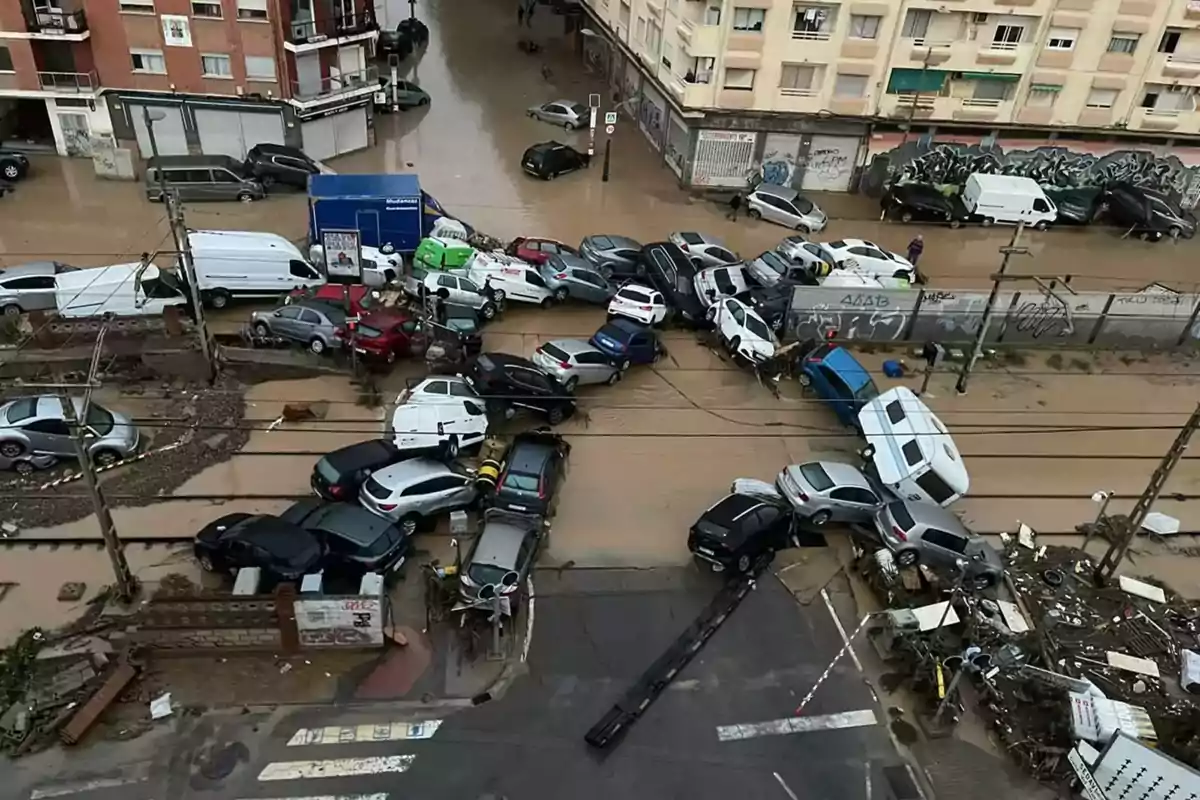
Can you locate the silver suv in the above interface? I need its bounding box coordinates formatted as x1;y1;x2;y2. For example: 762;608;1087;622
873;499;1004;589
359;457;478;535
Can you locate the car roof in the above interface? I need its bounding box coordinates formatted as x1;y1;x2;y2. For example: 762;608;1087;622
587;234;640;250
372;457;453;488
815;346;874;391
827;238;869;249
894;183;942;198
250;143;308;158
236;516;321;556
305;503;395;546
618;283;656;297
810;461;872;489
472;517;532;572
674;231;710;246
475;352;538;372
600;316;649;339
545;338;598;356
360;309;410;326
323;439;395;471
899;499;971;535
705;493;763;526
506;437;556;474
641;241;691;265
551;99;580;107
547;254;592;270
754;183;798;200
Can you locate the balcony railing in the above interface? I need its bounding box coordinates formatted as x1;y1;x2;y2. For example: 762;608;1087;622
25;7;88;34
780;86;816;96
289;8;376;45
291;65;379;101
791;28;831;40
1144;107;1184;117
1167;52;1200;64
891;92;936;109
911;38;953;48
961;97;1003;107
986;40;1021;51
37;70;98;92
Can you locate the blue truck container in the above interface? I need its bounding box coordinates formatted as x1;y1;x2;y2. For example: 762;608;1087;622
308;173;471;255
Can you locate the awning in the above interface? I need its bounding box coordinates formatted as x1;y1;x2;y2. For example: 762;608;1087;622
961;72;1022;82
886;68;948;93
1029;83;1062;92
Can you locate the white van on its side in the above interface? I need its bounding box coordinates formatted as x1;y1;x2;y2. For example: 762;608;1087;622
188;230;326;309
55;263;189;318
962;173;1057;230
857;386;969;508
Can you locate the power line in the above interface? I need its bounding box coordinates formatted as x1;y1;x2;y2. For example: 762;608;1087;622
8;491;1199;502
219;449;1199;460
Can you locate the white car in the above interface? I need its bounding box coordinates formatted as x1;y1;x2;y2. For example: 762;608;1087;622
397;376;481;405
607;284;668;326
707;297;778;363
668;232;739;269
418;272;498;319
390;398;488;459
776;236;835;272
694;265;750;310
820;239;916;283
462;252;554;307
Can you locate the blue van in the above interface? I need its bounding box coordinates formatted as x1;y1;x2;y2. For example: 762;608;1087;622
798;344;879;427
588;317;662;368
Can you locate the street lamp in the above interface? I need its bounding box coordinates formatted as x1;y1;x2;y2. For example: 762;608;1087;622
579;27;615;182
142;106;168;201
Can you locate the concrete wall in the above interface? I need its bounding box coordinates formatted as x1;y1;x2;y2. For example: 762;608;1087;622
295;594;384;648
786;285;1200;349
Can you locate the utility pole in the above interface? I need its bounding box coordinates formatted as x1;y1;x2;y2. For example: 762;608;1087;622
143;107;215;382
955;221;1028;395
1094;404;1200;586
30;320;137;602
900;48;934;146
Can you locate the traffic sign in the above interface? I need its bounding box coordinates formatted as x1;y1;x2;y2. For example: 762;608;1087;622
605;111;618;125
605;124;615;134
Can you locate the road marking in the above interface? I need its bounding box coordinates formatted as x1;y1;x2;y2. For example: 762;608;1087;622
287;720;441;746
821;588;863;673
258;756;416;781
716;709;878;742
521;575;536;663
774;772;800;800
865;763;873;800
30;777;147;799
237;796;389;800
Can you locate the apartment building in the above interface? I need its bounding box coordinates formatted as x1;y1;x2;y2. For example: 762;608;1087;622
580;0;1200;194
0;0;378;162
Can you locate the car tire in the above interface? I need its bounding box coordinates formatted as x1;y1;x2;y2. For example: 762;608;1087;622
92;449;121;468
564;376;579;392
1;161;19;181
419;97;430;106
949;219;961;230
437;288;450;299
797;372;812;387
736;553;752;573
443;435;460;460
606;369;621;385
1169;225;1183;239
860;444;876;459
546;405;566;425
900;210;914;223
1;303;21;317
565;121;575;130
619;358;631;371
540;296;554;309
554;287;568;302
971;572;997;591
896;549;919;567
385;349;397;365
1034;220;1050;231
810;510;832;526
748;208;762;220
981;217;994;227
399;513;421;537
309;337;326;355
482;302;497;320
0;441;24;459
197;553;216;572
237;191;255;203
208;289;231;310
729;335;741;355
261;175;275;189
252;321;270;338
795;223;810;233
493;289;506;304
13;460;34;477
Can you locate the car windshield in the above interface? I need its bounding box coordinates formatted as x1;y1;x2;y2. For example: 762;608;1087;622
362;526;401;557
569;103;588;116
4;398;36;424
316;458;341;484
744;314;774;342
758;252;789;275
85;404;115;435
539;343;571;363
502;471;540;492
888;501;915;531
854;379;880;402
468;561;510;587
713;270;737;294
362;475;391;500
676;275;693;294
794;196;814;214
799;463;834;491
357;324;384;338
589;235;613;249
446;318;478;334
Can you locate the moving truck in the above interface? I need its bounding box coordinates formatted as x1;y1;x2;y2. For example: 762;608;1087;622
962;173;1057;230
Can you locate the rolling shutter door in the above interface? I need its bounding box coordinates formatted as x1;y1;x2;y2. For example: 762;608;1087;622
196;109;286;160
302;116;338;161
332;107;368;154
800;134;859;192
132;105;187;157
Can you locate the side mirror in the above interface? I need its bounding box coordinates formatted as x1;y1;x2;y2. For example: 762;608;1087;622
273;310;282;317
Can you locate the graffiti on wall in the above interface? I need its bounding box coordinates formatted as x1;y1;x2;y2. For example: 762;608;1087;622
790;288;914;342
761;134;801;188
861;140;1200;207
639;96;665;151
807;145;853;186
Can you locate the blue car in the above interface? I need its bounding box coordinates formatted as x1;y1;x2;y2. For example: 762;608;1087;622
798;343;879;428
588;317;662;368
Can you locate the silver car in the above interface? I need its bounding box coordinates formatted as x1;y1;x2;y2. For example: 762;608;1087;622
776;461;884;525
669;232;739;269
745;250;820;288
532;338;621;391
746;184;827;232
359;458;477;535
250;302;345;355
776;236;835;272
578;234;644;281
0;261;79;316
0;395;139;466
694;265;750;309
459;508;543;610
873;499;1005;589
527;99;589;130
539;255;616;304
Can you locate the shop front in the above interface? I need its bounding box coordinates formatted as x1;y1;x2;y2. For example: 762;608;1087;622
665;111;691;178
638;83;667;152
690;130;757;188
108;93;294;161
298;98;373;161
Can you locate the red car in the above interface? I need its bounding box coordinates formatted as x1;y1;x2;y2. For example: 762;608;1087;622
338;309;421;364
288;284;378;317
506;236;579;266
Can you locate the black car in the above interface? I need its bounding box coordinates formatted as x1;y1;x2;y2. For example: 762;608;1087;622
881;184;973;228
463;352;577;425
280;499;410;572
1045;187;1102;225
312;438;406;501
735;284;794;335
491;431;570;517
244;143;324;190
378;25;415;60
1100;182;1197;241
521;141;588;180
0;149;29;182
194;512;325;580
639;242;706;326
687;490;798;573
438;302;484;355
396;17;429;45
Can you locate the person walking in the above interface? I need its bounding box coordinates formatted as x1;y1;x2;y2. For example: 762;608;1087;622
726;192;742;221
906;234;925;265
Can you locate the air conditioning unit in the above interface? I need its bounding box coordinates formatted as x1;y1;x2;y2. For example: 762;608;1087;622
971;12;988;24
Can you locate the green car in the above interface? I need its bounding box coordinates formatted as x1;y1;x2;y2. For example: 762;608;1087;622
414;237;474;272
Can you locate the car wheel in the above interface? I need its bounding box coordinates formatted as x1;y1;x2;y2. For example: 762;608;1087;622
252;321;270;338
0;441;24;459
1169;225;1183;239
399;514;421;537
810;510;832;526
554;287;568;302
860;444;876;459
896;549;919;567
237;191;255;203
309;337;326;355
1;162;19;180
443;435;460;460
729;335;741;355
971;572;997;591
385;349;397;364
899;210;914;223
261;175;275;189
564;376;579;392
13;460;34;476
1;303;21;317
546;405;566;425
981;217;994;227
619;358;631;371
606;369;621;385
92;449;121;468
798;372;812;387
795;223;810;233
197;553;216;572
736;553;752;573
437;288;450;299
1034;220;1050;231
482;302;497;320
1140;231;1157;242
419;97;430;106
564;121;576;130
540;296;554;309
949;219;961;230
748;208;762;220
208;290;230;310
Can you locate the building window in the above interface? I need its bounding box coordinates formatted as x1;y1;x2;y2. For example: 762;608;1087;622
848;14;880;39
732;7;765;31
1159;29;1182;54
704;4;720;24
723;67;756;90
647;19;662;53
779;63;816;94
0;47;12;72
119;0;154;13
992;25;1024;48
973;79;1011;101
244;55;275;81
1045;27;1078;50
130;49;166;73
793;6;834;39
1026;85;1059;106
1086;87;1118;108
1107;34;1140;54
687;56;714;83
192;0;221;17
635;16;645;43
237;0;267;19
1141;85;1194;111
833;73;867;97
901;9;930;39
201;53;232;77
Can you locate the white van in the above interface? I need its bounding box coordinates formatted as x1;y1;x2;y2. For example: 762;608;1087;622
55;263;188;318
962;173;1057;230
857;386;969;508
391;398;488;459
188;230;325;309
459;251;553;307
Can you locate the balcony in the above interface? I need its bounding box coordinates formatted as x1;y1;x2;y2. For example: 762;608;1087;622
37;70;98;93
879;93;955;119
1130;107;1189;131
24;7;89;39
290;65;379;103
975;40;1034;68
775;87;824;113
1160;52;1200;80
667;74;715;109
679;20;720;57
952;97;1015;121
287;8;377;49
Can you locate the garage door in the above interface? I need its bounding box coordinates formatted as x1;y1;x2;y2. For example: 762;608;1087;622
800;134;859;192
195;109;286;160
132;105;187;158
301;107;368;161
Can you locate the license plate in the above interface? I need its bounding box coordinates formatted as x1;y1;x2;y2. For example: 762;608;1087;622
509;504;527;512
698;547;714;556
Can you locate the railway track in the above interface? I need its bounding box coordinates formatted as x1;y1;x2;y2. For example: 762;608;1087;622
0;535;192;549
